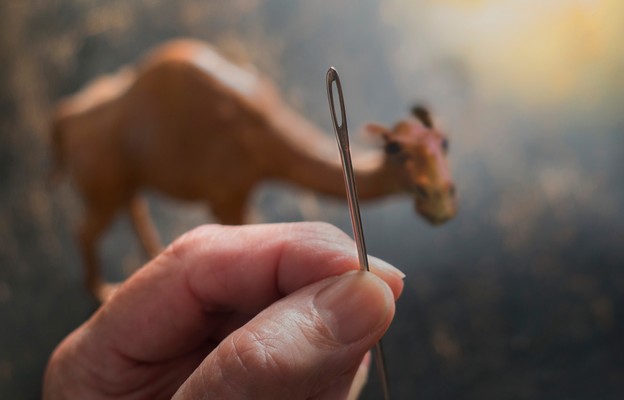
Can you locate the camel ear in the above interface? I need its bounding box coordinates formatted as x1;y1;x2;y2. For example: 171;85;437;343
365;123;404;157
411;105;433;128
364;123;391;140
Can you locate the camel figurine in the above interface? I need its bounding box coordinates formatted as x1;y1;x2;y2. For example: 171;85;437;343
51;39;457;301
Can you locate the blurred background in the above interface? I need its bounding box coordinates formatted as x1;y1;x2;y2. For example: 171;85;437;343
1;0;623;398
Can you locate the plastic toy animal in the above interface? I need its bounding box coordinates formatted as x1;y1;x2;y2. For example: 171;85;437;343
51;39;456;301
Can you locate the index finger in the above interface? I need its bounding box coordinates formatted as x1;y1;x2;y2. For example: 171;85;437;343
90;222;404;362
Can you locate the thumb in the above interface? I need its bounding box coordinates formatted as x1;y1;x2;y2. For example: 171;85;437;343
173;270;395;400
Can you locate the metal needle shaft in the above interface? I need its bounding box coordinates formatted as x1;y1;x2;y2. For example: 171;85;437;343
326;66;391;400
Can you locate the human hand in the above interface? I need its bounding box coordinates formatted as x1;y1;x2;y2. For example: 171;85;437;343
44;222;404;399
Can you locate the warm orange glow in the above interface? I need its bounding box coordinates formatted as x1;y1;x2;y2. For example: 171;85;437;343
384;0;623;105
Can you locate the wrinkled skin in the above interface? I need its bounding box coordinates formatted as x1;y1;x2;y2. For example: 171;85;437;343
43;222;405;400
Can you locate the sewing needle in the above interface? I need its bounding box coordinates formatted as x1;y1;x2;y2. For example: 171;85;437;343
326;66;391;400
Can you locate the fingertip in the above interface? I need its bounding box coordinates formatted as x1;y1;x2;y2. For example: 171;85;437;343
314;271;395;344
368;256;405;300
369;256;406;279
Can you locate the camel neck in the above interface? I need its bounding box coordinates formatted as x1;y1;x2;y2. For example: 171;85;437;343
262;104;402;200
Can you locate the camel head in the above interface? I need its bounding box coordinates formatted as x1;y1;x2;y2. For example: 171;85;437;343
366;106;457;225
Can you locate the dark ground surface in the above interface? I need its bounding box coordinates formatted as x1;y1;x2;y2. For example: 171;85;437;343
1;1;623;399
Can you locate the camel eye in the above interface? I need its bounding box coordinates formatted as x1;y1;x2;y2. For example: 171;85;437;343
385;141;402;155
441;138;449;153
449;183;456;196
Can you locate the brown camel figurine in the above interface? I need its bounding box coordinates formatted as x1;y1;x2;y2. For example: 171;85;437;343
51;39;456;301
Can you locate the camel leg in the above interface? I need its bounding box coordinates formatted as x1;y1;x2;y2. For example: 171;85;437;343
210;193;248;225
129;196;162;258
77;205;117;302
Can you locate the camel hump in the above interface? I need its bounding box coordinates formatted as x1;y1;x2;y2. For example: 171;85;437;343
138;39;215;65
139;39;261;98
55;67;136;118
